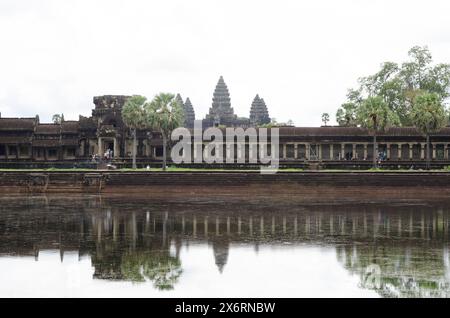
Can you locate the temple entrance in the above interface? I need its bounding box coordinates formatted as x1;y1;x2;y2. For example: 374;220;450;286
98;137;116;159
309;144;318;160
105;141;114;152
344;144;353;160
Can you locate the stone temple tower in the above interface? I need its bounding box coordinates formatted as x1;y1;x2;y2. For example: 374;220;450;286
175;94;195;128
205;76;237;126
249;94;271;126
183;97;196;128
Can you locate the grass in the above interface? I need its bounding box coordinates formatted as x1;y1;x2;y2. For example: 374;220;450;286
1;166;450;173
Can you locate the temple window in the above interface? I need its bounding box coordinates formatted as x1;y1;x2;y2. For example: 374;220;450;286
8;146;17;156
344;144;353;160
155;146;163;157
36;148;45;158
390;145;399;160
332;144;341;160
412;144;421;159
286;144;295;159
355;144;364;160
321;144;330;160
298;144;306;159
367;144;374;160
66;148;76;157
436;144;445;160
400;144;409;160
19;145;29;157
48;149;57;158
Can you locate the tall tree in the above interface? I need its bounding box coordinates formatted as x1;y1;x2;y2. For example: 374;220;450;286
144;93;183;171
410;93;447;170
321;113;330;126
122;95;147;169
52;114;64;124
336;102;358;127
337;46;450;126
356;96;400;168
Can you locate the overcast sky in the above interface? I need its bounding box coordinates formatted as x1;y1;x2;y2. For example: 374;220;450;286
1;0;450;126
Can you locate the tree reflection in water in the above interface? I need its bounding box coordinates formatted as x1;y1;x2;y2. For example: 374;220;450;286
120;251;182;289
0;194;450;296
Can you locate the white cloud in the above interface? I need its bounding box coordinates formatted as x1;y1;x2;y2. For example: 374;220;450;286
1;0;450;125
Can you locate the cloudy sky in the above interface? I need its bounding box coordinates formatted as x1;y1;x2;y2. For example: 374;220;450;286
1;0;450;126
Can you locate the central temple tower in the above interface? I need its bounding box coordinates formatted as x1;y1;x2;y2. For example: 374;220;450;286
205;76;239;126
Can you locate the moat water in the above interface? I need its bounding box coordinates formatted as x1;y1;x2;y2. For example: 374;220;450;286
0;193;449;298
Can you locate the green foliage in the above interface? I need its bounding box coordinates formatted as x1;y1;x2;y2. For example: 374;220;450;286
336;46;450;126
321;113;330;126
121;251;183;290
144;93;184;170
259;117;294;127
122;95;147;130
410;92;447;135
52;114;64;124
144;93;184;137
356;96;400;131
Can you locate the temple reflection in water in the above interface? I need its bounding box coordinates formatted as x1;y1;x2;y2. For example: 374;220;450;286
0;195;450;297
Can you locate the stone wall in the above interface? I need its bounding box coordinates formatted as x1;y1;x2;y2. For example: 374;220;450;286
1;171;450;194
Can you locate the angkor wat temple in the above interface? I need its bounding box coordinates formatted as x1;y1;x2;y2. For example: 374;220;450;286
1;76;450;169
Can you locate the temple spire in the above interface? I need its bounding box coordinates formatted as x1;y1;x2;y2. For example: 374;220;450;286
249;94;270;126
206;76;236;126
183;97;196;128
175;94;195;128
175;94;184;108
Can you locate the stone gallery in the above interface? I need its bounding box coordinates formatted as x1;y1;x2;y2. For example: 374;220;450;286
1;76;450;169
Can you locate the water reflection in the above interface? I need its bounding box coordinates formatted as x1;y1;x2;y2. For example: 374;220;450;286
0;195;450;297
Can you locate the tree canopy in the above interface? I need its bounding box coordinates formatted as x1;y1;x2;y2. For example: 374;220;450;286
336;46;450;127
410;92;447;136
122;95;147;130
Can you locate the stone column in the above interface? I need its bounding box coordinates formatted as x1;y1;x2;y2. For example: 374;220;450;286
409;144;413;160
341;144;345;160
283;144;287;159
386;143;391;160
294;144;298;159
364;143;368;159
352;144;356;159
330;144;334;160
114;138;119;158
446;144;449;160
318;144;322;160
98;137;102;155
420;143;425;160
432;143;436;160
305;143;310;160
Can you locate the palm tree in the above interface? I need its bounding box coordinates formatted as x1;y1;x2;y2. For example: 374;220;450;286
122;95;147;169
410;92;447;170
357;96;400;168
144;93;184;171
321;113;330;126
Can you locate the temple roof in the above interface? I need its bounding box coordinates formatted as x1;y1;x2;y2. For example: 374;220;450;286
0;118;37;131
35;124;61;134
0;136;32;144
61;121;79;133
32;139;61;147
60;138;79;146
